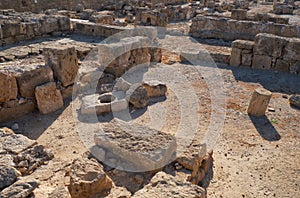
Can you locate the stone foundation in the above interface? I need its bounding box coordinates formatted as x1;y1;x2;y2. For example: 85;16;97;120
190;15;300;41
230;33;300;74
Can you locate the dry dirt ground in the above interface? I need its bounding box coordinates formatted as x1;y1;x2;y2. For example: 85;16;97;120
2;61;299;197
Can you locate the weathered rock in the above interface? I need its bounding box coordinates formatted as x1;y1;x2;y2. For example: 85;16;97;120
115;78;132;92
247;87;272;117
252;55;272;70
126;84;149;108
142;80;167;97
289;95;300;108
90;14;114;25
254;33;288;59
282;38;300;62
98;36;151;77
231;9;247;20
230;47;242;67
0;178;38;198
275;59;289;72
48;187;71;198
241;53;252;66
136;9;168;27
0;127;37;154
67;158;113;198
94;119;177;171
44;46;78;87
232;40;254;50
0;71;18;102
17;65;54;97
106;186;132;198
35;82;64;114
132;172;206;198
81;92;128;115
0;165;18;190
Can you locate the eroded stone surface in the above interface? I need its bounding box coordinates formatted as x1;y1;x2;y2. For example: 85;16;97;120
132;172;206;198
35;82;64;114
0;177;38;198
0;71;18;102
94;119;177;171
44;46;78;87
142;80;167;97
17;65;54;97
126;84;149;108
67;158;113;198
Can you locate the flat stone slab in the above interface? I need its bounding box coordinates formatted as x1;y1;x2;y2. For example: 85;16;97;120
94;119;177;171
0;177;38;198
81;91;128;115
0;128;37;154
132;172;206;198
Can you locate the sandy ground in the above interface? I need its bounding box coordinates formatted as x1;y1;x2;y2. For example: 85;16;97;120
1;61;299;197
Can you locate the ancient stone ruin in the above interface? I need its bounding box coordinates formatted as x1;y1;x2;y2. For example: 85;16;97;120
0;0;299;198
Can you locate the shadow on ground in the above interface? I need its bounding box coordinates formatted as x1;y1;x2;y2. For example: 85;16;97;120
249;115;281;141
0;99;71;140
221;65;300;95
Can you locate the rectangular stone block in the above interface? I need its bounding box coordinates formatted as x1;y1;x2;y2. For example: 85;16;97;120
231;9;247;20
44;46;78;87
230;47;242;67
35;82;64;114
0;71;18;102
241;53;252;66
94;119;176;171
232;40;254;50
252;54;272;70
275;59;289;72
17;65;54;97
254;33;288;59
283;38;300;62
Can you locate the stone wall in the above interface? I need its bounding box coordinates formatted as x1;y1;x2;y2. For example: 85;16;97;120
73;21;129;37
0;0;114;12
0;45;78;122
0;11;70;46
190;15;300;41
230;33;300;74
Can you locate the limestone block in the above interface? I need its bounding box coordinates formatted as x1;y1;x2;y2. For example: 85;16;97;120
132;172;205;198
94;119;177;171
0;71;18;102
231;9;247;20
275;59;289;72
17;65;54;97
0;178;38;198
252;55;272;70
67;158;113;198
90;14;114;25
230;47;242;67
241;53;252;66
232;40;254;50
283;38;300;62
254;33;288;59
247;87;272;117
35;82;64;114
44;46;78;87
142;80;167;97
126;84;149;108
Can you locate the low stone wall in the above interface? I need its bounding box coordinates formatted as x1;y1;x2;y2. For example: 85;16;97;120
0;45;78;122
73;21;129;37
190;15;300;41
230;33;300;74
0;0;113;12
0;11;70;46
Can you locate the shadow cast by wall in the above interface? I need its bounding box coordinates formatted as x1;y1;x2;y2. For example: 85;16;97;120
249;115;281;141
